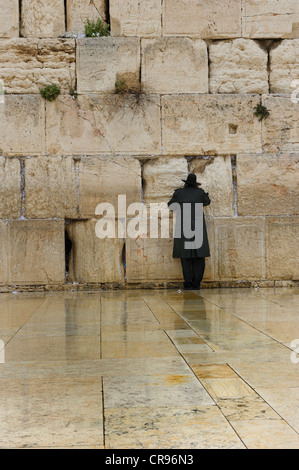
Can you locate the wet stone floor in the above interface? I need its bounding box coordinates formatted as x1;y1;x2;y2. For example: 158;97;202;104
0;287;298;449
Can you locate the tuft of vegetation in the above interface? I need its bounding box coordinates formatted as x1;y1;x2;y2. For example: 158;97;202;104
254;103;270;121
84;18;110;37
39;84;61;102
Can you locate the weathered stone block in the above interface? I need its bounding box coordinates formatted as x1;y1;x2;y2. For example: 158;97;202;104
270;40;299;93
237;153;299;216
209;39;268;94
46;94;161;155
0;95;45;156
262;95;299;153
0;39;75;93
21;0;65;38
162;95;262;155
142;156;188;205
8;220;65;285
110;0;162;37
0;0;19;38
67;219;125;284
215;217;266;280
242;0;299;39
142;38;208;94
67;0;107;34
125;218;183;283
0;157;21;219
77;38;140;94
189;156;234;217
0;221;8;284
25;156;79;219
163;0;241;38
266;217;299;279
78;155;142;218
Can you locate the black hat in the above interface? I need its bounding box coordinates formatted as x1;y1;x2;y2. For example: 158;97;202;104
182;173;201;187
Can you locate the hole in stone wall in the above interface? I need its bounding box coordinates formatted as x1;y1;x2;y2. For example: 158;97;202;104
122;243;126;280
229;124;238;135
65;225;73;281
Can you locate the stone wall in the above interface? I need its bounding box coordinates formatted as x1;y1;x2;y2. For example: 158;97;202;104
0;0;298;290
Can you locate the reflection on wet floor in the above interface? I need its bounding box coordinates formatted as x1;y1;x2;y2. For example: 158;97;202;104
0;287;298;449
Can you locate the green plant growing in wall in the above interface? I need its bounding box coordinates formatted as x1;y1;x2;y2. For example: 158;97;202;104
84;18;110;37
39;84;61;101
253;103;270;121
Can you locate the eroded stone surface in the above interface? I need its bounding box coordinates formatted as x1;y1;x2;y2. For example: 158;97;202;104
214;217;266;281
0;157;21;219
237;153;299;216
262;95;299;153
7;220;65;285
142;38;208;94
67;0;107;34
0;39;75;93
266;217;299;280
77;38;140;94
21;0;65;38
242;0;299;38
0;95;45;156
209;39;268;94
78;155;142;218
162;95;262;155
142;156;188;205
67;219;125;284
189;156;234;217
25;156;79;219
270;40;299;93
0;0;19;38
110;0;162;37
46;94;161;156
163;0;241;38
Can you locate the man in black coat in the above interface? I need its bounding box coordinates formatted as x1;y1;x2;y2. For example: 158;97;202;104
168;173;211;290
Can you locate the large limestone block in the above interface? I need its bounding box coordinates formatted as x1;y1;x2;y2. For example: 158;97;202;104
266;217;299;279
0;39;75;93
7;220;65;285
242;0;299;39
189;156;234;217
237;153;299;216
262;95;299;153
270;40;299;93
25;156;79;219
67;219;125;284
0;95;45;156
215;217;266;281
125;219;183;283
0;221;8;284
46;94;161;155
163;0;241;38
142;156;188;205
0;0;19;38
0;157;21;219
78;156;142;218
141;38;208;94
21;0;65;38
67;0;107;34
162;95;262;155
77;38;140;94
110;0;162;37
209;39;268;94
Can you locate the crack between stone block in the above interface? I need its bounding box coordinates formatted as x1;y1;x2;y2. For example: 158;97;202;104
231;155;238;217
19;157;26;219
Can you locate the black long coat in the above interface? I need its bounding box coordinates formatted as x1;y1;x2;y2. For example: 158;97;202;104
167;186;211;259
